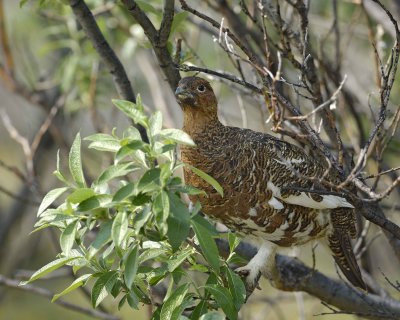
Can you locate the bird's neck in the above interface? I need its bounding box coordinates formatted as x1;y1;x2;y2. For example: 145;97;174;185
182;109;221;137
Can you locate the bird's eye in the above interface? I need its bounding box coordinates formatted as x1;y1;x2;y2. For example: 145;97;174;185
197;84;206;92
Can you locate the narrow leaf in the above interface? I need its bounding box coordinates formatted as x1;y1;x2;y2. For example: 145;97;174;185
52;274;92;302
149;111;163;137
60;220;79;255
96;163;139;185
157;128;195;146
203;285;237;320
20;257;80;285
167;193;190;251
112;211;128;248
191;218;220;271
224;267;246;310
112;99;147;127
91;271;119;308
37;187;69;216
187;165;223;197
160;283;189;320
69;133;86;187
124;245;139;289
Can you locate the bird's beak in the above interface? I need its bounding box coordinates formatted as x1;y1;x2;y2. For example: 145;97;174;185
175;87;193;101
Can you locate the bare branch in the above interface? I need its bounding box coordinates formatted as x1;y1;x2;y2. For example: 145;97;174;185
0;275;120;320
122;0;181;90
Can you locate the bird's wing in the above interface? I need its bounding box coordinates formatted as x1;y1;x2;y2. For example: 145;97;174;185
261;138;354;210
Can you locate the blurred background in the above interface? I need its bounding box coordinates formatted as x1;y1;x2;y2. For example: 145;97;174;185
0;0;399;319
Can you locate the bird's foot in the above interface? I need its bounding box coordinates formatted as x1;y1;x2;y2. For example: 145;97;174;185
235;265;262;298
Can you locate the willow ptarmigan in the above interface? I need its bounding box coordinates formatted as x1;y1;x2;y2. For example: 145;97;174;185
175;76;365;290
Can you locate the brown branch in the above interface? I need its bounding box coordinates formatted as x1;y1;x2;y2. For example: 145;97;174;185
68;0;148;141
121;0;181;90
218;240;400;319
178;64;262;94
0;275;119;320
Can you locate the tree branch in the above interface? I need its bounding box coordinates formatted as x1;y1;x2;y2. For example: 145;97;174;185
0;275;119;320
122;0;181;90
220;240;400;320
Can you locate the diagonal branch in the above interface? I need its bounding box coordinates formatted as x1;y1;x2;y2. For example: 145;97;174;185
122;0;181;90
220;240;400;320
0;275;119;320
68;0;148;141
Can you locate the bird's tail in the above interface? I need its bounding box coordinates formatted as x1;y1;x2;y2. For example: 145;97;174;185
328;207;366;289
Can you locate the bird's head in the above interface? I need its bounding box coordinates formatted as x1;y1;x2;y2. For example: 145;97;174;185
175;77;218;113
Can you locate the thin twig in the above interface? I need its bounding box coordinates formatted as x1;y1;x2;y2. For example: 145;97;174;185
0;275;120;320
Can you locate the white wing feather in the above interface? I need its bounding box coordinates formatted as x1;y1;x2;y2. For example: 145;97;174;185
267;181;354;210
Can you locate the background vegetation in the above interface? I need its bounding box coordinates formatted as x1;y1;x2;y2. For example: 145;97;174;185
0;0;400;319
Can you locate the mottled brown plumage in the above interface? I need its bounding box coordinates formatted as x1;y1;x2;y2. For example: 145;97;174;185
175;76;365;289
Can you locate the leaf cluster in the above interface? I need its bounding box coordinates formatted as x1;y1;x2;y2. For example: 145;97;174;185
24;98;246;319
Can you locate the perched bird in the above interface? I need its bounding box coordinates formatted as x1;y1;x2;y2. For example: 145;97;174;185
175;76;365;291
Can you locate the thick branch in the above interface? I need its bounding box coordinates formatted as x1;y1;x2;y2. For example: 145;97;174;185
222;240;400;320
68;0;135;102
68;0;148;141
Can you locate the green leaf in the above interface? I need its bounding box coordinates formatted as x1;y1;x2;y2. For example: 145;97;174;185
167;248;194;272
52;274;92;302
69;133;86;188
112;211;128;248
160;283;189;320
113;182;136;202
137;168;161;193
20;257;80;285
77;195;112;212
127;290;140;310
228;233;241;253
88;141;121;153
139;247;167;263
124;245;139;289
60;220;79;255
88;221;112;258
224;267;246;311
149;111;163;137
96;163;139;185
191;298;208;320
112;99;147;127
116;140;147;162
199;312;225;320
37;187;69;216
167;193;190;251
91;271;119;308
54;149;69;184
153;190;170;226
187;165;223;197
191;217;220;272
67;188;96;204
156;128;195;146
123;126;142;140
203;285;237;320
84;133;120;152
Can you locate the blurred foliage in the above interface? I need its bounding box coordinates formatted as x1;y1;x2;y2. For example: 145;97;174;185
1;0;399;319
